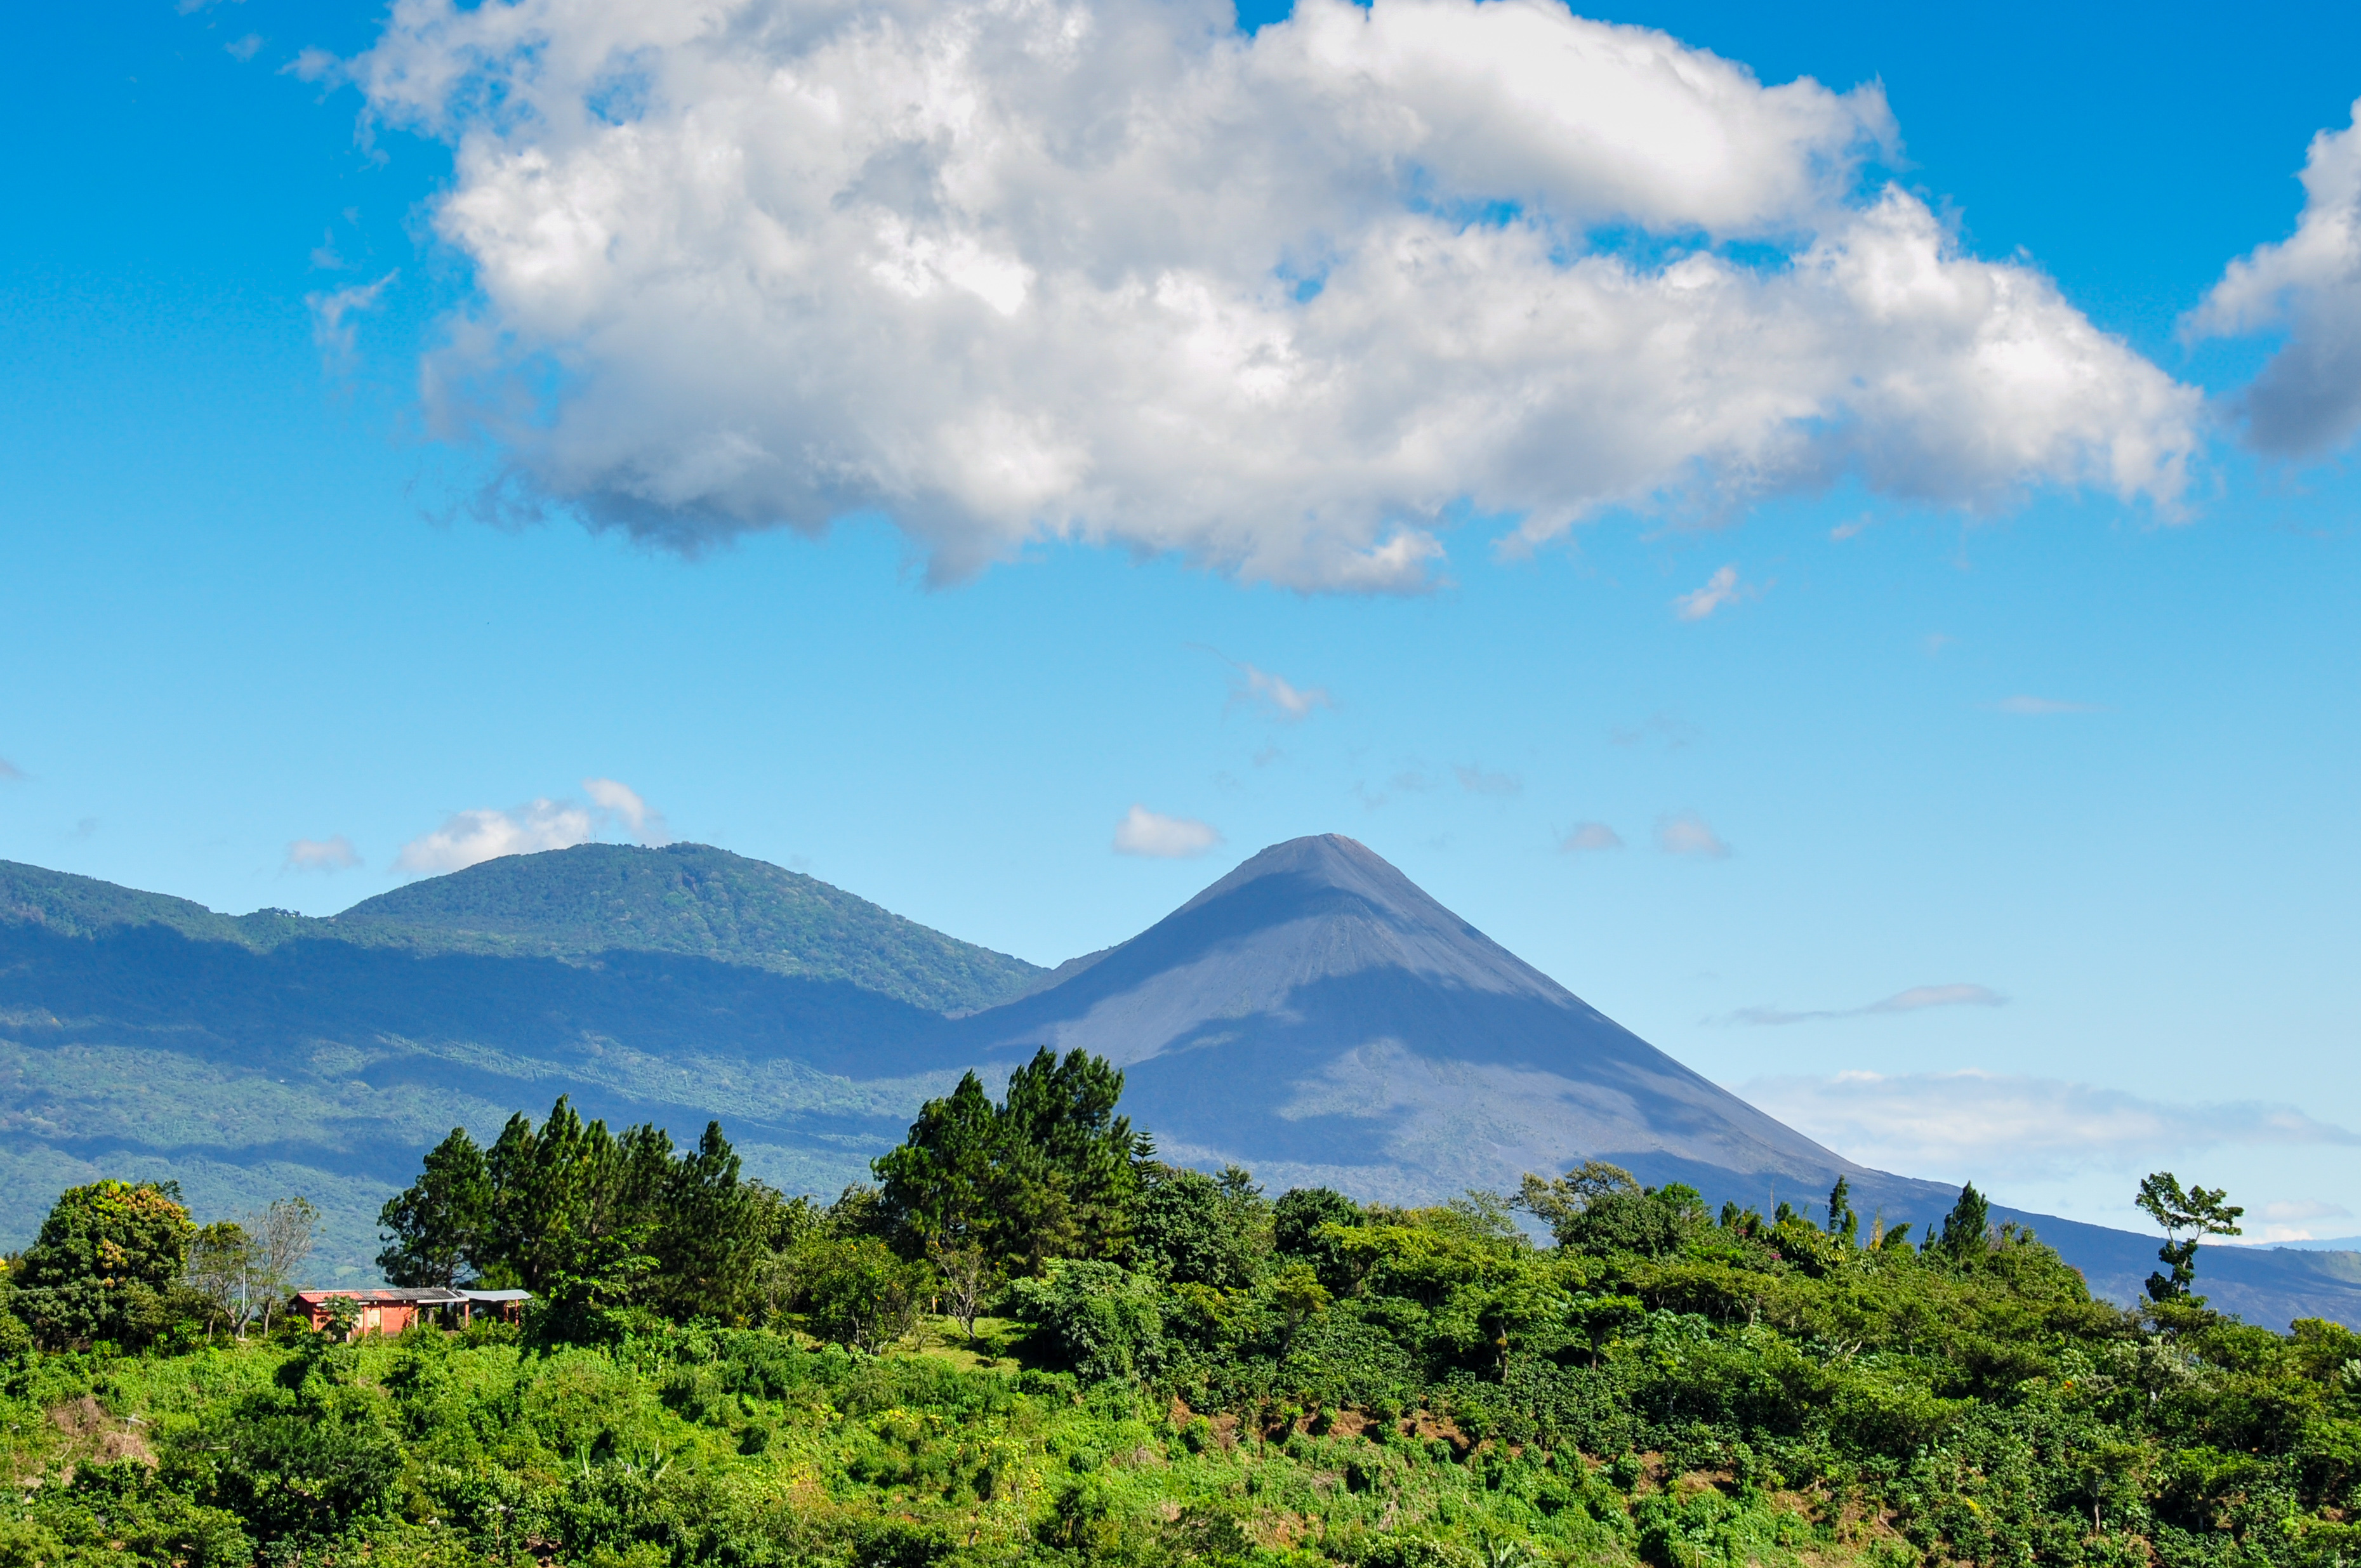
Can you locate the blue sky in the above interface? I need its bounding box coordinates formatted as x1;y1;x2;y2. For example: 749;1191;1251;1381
5;0;2360;1240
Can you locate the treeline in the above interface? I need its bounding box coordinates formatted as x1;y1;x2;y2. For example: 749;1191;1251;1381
7;1046;2358;1568
0;1183;317;1354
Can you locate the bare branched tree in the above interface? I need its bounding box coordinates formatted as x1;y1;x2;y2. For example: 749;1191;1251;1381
930;1242;997;1350
248;1197;319;1333
183;1221;256;1340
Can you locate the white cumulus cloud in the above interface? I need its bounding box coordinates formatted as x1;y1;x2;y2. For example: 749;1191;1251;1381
284;836;362;873
1113;805;1222;858
396;799;597;873
332;0;2201;591
2189;100;2361;456
584;776;671;845
1738;1069;2361;1186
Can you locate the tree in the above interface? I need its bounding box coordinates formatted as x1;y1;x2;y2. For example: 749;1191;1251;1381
10;1180;194;1348
1825;1177;1859;1246
183;1222;257;1340
931;1242;998;1350
873;1048;1148;1274
1000;1048;1147;1261
248;1198;318;1334
478;1097;670;1299
873;1072;1003;1251
1273;1186;1363;1293
377;1128;490;1287
1934;1183;1992;1263
1515;1161;1641;1246
1268;1263;1330;1366
2136;1171;2244;1301
802;1238;930;1353
1128;1164;1266;1289
647;1121;766;1321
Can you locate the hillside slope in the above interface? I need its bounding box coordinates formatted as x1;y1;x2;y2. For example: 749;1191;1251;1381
334;843;1043;1015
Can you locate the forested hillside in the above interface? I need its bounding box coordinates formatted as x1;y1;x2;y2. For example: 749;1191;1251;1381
5;1053;2359;1568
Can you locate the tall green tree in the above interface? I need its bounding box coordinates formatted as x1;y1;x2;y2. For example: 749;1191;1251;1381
871;1071;1003;1251
10;1180;194;1348
2136;1171;2244;1301
1002;1047;1146;1262
873;1048;1147;1273
647;1121;765;1319
376;1128;491;1287
1934;1182;1993;1263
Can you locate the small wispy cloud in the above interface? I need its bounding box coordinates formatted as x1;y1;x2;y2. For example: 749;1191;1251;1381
226;33;265;61
1112;805;1222;858
305;270;397;373
0;758;23;782
1559;822;1623;853
1674;564;1764;622
1610;714;1697;751
1655;811;1730;859
1454;765;1520;798
1829;515;1875;541
1217;656;1332;722
1723;982;2007;1026
284;836;361;873
1988;695;2107;716
1737;1069;2361;1185
584;777;671;846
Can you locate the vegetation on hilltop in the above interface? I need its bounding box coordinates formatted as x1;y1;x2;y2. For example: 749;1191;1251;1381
5;1051;2361;1567
0;843;1042;1016
333;843;1043;1013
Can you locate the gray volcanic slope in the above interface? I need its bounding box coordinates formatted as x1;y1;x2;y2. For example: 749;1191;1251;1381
961;834;1867;1202
960;834;2361;1328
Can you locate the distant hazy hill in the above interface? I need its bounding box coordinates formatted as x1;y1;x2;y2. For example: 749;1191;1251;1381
333;843;1042;1015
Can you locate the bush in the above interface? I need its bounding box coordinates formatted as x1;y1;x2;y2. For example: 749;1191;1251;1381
1009;1260;1167;1384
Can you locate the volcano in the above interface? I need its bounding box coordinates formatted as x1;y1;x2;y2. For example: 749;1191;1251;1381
959;834;1860;1206
954;834;2361;1323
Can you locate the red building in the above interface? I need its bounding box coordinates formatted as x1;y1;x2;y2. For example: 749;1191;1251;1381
293;1287;532;1338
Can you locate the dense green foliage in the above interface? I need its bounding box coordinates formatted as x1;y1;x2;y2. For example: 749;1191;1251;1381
8;1182;195;1351
378;1100;796;1327
873;1051;1147;1273
333;843;1044;1012
7;1060;2361;1567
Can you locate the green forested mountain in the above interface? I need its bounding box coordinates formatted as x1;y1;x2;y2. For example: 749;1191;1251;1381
334;843;1043;1014
0;848;1039;1275
0;845;1043;1016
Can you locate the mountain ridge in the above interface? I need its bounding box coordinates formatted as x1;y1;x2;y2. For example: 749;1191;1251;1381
1;844;1043;1017
2;836;2355;1329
